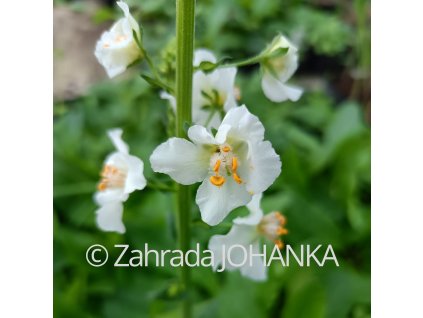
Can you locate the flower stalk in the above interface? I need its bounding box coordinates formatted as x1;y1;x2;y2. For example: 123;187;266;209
175;0;195;316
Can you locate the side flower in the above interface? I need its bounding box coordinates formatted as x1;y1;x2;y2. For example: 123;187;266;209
160;49;239;129
150;105;281;226
208;194;288;281
94;1;142;78
94;129;146;233
261;34;303;103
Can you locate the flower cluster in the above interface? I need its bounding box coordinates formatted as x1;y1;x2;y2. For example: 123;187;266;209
92;1;302;281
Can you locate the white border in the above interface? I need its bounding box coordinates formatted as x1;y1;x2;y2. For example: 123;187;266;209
0;0;52;316
2;0;423;317
373;0;423;317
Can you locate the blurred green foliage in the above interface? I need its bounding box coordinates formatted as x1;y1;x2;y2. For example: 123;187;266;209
54;0;370;317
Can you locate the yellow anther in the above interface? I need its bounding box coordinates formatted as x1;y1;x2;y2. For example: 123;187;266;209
213;159;221;173
222;146;231;153
275;239;284;249
277;227;288;235
103;43;110;48
275;212;286;225
210;175;226;187
231;157;238;171
97;181;107;191
115;35;127;42
232;172;243;184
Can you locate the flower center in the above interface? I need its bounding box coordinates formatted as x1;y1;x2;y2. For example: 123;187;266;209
257;212;288;249
115;34;128;43
209;144;243;187
97;165;127;191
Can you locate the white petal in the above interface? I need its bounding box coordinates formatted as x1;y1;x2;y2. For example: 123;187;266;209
108;128;129;154
96;201;126;233
117;1;140;35
196;177;252;226
193;49;217;66
215;67;237;91
213;124;232;145
150;138;209;185
208;224;257;270
94;188;128;205
234;193;263;226
240;241;267;281
219;105;265;143
246;140;281;194
160;91;176;111
188;125;216;145
261;73;303;102
94;15;140;78
124;154;147;193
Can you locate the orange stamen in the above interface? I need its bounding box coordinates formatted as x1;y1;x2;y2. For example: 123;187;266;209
97;181;107;191
277;227;288;235
222;146;231;153
231;157;238;171
275;239;284;249
232;172;243;184
275;212;286;225
210;175;225;187
213;159;221;173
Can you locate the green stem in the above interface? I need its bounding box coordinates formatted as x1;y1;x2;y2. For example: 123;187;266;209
175;0;195;317
220;53;264;69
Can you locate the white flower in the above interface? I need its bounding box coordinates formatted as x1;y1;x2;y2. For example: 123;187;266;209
94;1;142;78
192;49;238;128
160;90;176;111
150;105;281;225
94;129;146;233
261;34;303;103
160;49;239;129
208;194;288;281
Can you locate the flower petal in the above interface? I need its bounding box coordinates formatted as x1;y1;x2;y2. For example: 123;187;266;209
188;125;216;145
246;140;281;194
240;241;267;281
124;154;147;193
150;138;209;185
261;73;302;102
208;224;257;270
193;49;217;66
160;91;176;111
108;128;129;154
94;188;128;205
117;1;140;35
196;177;252;226
234;193;263;226
219;105;265;143
95;201;126;233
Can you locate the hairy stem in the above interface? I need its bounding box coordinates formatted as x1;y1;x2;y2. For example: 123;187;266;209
175;0;195;316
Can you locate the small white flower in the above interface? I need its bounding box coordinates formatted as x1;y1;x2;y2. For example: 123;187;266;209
208;194;288;281
150;105;281;225
193;49;238;128
261;34;303;103
95;1;142;78
160;49;239;129
94;129;146;233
